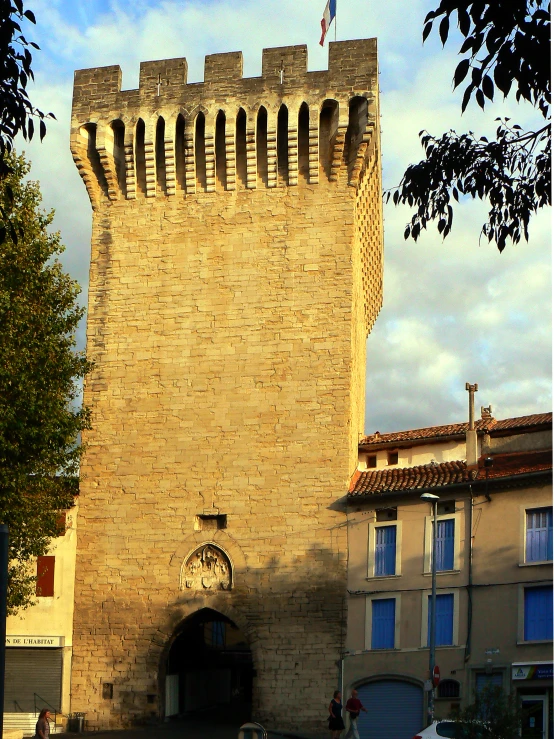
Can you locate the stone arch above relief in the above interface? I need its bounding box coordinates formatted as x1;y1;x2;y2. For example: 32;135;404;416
181;543;232;591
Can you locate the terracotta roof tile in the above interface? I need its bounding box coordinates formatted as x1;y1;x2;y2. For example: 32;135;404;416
349;460;469;495
359;412;552;447
349;450;552;497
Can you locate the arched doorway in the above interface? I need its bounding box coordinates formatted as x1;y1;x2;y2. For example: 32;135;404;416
164;608;253;724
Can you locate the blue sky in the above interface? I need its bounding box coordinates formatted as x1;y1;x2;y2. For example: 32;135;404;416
21;0;552;433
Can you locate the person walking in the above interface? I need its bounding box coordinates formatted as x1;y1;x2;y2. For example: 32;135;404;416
344;688;367;739
328;690;345;739
35;709;51;739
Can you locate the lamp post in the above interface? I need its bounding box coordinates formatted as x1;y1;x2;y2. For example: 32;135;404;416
421;492;439;726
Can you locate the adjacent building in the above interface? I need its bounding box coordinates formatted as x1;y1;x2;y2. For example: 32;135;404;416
4;502;79;735
345;408;552;739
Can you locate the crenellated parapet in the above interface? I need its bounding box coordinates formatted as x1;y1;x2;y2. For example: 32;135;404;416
71;39;379;207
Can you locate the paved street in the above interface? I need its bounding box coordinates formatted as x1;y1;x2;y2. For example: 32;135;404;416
53;718;314;739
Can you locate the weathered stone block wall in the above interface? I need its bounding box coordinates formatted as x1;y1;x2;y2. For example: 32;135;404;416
71;39;383;735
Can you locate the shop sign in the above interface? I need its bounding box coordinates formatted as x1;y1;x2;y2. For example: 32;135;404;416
6;635;64;647
512;663;553;681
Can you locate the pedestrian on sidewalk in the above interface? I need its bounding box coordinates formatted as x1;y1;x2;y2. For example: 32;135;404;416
344;689;367;739
328;690;345;739
35;709;51;739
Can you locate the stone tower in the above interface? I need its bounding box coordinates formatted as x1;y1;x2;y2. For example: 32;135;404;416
70;39;383;733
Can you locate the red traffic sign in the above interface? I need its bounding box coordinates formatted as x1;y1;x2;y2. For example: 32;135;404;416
432;665;440;687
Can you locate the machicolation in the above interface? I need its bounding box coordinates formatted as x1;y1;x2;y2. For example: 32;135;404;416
71;40;379;204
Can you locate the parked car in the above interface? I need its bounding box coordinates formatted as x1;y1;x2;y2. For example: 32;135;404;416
413;720;493;738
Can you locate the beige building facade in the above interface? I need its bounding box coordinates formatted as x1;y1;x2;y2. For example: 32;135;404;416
70;40;383;733
345;409;553;739
5;503;79;735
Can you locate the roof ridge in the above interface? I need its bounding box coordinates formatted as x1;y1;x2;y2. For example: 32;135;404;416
360;411;551;446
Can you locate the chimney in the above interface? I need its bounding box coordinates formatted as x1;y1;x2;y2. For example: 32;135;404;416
465;382;478;467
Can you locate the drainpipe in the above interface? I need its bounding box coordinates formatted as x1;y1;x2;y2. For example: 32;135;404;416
464;485;474;664
465;383;478;467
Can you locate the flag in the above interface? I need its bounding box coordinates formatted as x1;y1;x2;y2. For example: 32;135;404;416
319;0;336;46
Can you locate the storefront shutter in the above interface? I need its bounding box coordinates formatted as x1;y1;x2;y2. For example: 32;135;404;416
357;680;423;739
4;648;62;713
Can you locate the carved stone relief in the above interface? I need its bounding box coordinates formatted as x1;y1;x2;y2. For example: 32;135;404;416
183;544;232;591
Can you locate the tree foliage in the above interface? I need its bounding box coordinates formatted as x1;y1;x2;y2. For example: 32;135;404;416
0;0;54;174
389;0;551;251
0;153;91;612
449;685;521;738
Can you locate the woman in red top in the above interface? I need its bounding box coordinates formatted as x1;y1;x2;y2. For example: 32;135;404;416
344;689;367;739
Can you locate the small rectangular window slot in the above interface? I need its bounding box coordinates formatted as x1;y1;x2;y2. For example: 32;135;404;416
102;683;113;700
376;507;397;522
438;500;456;515
367;454;377;468
387;451;398;465
195;514;227;531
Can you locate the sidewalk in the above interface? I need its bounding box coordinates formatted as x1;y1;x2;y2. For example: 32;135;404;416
52;718;317;739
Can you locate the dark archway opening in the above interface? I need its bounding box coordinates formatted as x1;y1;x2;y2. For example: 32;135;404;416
164;608;252;725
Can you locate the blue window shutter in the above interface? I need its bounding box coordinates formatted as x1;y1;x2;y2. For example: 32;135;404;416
526;508;553;562
524;586;553;641
372;598;395;649
476;673;503;693
375;526;396;576
428;593;454;646
434;519;455;571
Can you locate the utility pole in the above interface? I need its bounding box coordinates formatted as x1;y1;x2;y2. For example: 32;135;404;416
421;494;439;726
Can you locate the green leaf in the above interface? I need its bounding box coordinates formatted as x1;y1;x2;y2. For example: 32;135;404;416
475;89;485;109
482;74;494;100
453;59;470;89
423;21;433;42
439;15;450;45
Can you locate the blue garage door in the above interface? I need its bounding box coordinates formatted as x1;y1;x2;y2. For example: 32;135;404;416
356;680;423;739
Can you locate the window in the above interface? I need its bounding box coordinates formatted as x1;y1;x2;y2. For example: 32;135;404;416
438;679;460;698
424;511;461;574
36;555;55;597
524;586;553;641
434;519;455;571
375;525;397;576
475;672;503;694
376;507;397;522
365;594;400;650
438;500;456;515
427;593;454;646
526;507;553;562
387;451;398;465
368;521;402;577
367;454;377;468
371;598;396;649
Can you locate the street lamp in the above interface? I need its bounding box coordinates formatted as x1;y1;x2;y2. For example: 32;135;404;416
421;492;439;726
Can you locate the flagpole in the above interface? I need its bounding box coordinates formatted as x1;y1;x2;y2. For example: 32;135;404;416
334;0;337;41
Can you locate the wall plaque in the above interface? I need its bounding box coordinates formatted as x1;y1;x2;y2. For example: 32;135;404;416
183;544;231;590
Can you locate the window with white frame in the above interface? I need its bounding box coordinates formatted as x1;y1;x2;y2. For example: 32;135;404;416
368;520;402;578
526;507;553;563
421;588;459;647
423;510;461;574
523;585;553;641
365;593;401;650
